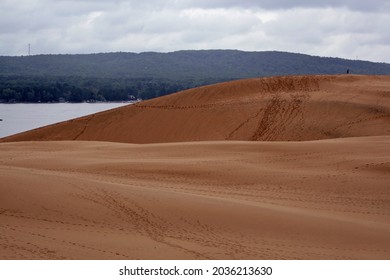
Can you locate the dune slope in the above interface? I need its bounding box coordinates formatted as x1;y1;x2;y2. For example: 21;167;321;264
1;137;389;259
2;75;390;143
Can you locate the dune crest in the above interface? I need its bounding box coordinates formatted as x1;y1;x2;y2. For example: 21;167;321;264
2;75;390;143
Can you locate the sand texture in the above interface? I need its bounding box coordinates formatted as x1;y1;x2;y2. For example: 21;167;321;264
0;75;389;260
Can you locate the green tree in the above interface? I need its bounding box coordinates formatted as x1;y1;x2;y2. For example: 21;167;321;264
1;88;17;102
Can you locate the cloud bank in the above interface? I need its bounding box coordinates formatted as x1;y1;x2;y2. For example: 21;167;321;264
1;0;389;62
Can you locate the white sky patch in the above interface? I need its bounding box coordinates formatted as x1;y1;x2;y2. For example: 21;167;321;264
254;10;278;23
85;11;103;26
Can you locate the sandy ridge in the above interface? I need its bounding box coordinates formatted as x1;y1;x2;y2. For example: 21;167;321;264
1;75;390;143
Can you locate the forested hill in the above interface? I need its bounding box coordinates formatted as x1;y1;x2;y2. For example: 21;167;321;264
2;50;390;78
1;50;390;103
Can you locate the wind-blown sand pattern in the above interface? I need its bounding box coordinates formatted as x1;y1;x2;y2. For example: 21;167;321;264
1;75;390;259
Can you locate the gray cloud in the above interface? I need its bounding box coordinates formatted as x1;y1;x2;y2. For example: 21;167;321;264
57;0;390;11
187;0;390;12
0;0;389;63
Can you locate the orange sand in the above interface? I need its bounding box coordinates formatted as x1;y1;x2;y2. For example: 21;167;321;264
0;75;389;259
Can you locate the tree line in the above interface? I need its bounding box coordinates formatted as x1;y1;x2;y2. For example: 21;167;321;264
0;76;218;103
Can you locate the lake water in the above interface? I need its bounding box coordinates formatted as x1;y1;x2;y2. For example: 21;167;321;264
0;103;131;138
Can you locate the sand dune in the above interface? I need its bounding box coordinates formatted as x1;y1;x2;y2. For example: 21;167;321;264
1;75;389;260
1;138;389;259
2;75;390;143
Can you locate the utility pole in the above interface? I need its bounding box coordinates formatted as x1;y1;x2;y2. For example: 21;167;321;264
28;43;31;56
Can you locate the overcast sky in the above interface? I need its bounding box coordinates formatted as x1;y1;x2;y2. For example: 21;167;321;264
1;0;389;62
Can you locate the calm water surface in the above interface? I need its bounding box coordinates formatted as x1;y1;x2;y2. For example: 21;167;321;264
0;103;130;138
